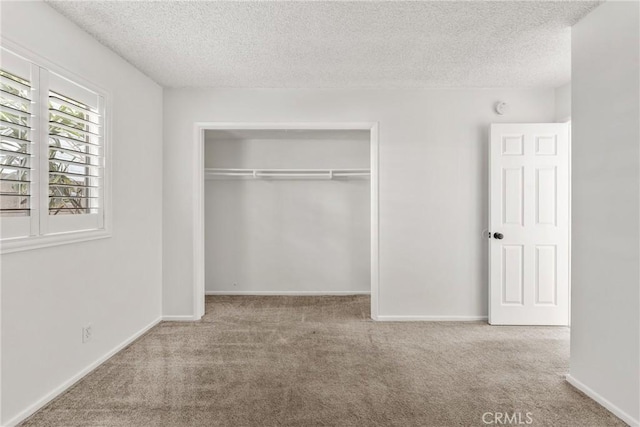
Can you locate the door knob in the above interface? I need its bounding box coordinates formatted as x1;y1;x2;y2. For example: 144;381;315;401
493;232;504;240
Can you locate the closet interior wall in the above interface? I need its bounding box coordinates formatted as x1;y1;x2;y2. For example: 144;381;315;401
204;129;371;295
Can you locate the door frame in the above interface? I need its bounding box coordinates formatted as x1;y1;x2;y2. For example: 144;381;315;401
192;122;380;320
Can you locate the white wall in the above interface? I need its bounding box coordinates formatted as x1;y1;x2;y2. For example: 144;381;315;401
0;2;163;425
164;88;555;318
569;1;640;425
555;82;571;122
205;132;370;294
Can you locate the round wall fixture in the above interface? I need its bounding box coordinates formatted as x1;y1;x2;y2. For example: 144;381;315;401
495;101;507;115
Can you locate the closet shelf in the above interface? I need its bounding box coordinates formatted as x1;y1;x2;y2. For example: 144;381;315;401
205;168;370;180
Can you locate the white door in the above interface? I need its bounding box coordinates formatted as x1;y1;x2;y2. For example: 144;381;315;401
489;123;570;325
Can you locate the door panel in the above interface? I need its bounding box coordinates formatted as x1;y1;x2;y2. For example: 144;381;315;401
502;245;524;305
489;123;569;325
503;167;524;226
535;245;557;305
536;167;557;226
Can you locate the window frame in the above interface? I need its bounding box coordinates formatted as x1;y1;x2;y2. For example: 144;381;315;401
0;40;112;254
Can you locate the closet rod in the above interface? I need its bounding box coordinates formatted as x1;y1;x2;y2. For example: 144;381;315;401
204;168;370;180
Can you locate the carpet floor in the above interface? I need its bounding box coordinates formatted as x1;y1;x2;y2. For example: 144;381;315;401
21;296;624;426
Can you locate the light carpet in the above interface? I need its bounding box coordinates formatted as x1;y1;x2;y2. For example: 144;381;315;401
21;296;624;426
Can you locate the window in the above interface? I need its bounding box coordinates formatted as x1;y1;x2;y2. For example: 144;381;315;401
0;47;108;252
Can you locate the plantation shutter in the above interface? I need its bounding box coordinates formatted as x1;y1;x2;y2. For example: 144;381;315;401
0;47;109;248
0;70;32;215
0;51;36;239
46;72;104;233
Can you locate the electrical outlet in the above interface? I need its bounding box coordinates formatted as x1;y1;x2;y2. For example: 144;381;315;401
82;325;93;343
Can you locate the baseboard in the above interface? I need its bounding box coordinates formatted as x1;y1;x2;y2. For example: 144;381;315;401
205;290;371;296
376;315;488;322
566;375;638;427
2;316;162;427
162;315;201;321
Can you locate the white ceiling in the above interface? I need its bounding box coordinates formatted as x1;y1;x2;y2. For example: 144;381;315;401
46;1;601;89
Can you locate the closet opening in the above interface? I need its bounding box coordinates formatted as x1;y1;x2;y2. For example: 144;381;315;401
193;123;379;320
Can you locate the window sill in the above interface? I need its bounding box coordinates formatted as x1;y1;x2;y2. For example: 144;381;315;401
0;229;111;254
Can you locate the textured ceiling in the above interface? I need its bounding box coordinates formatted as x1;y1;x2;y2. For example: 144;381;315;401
45;1;601;88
